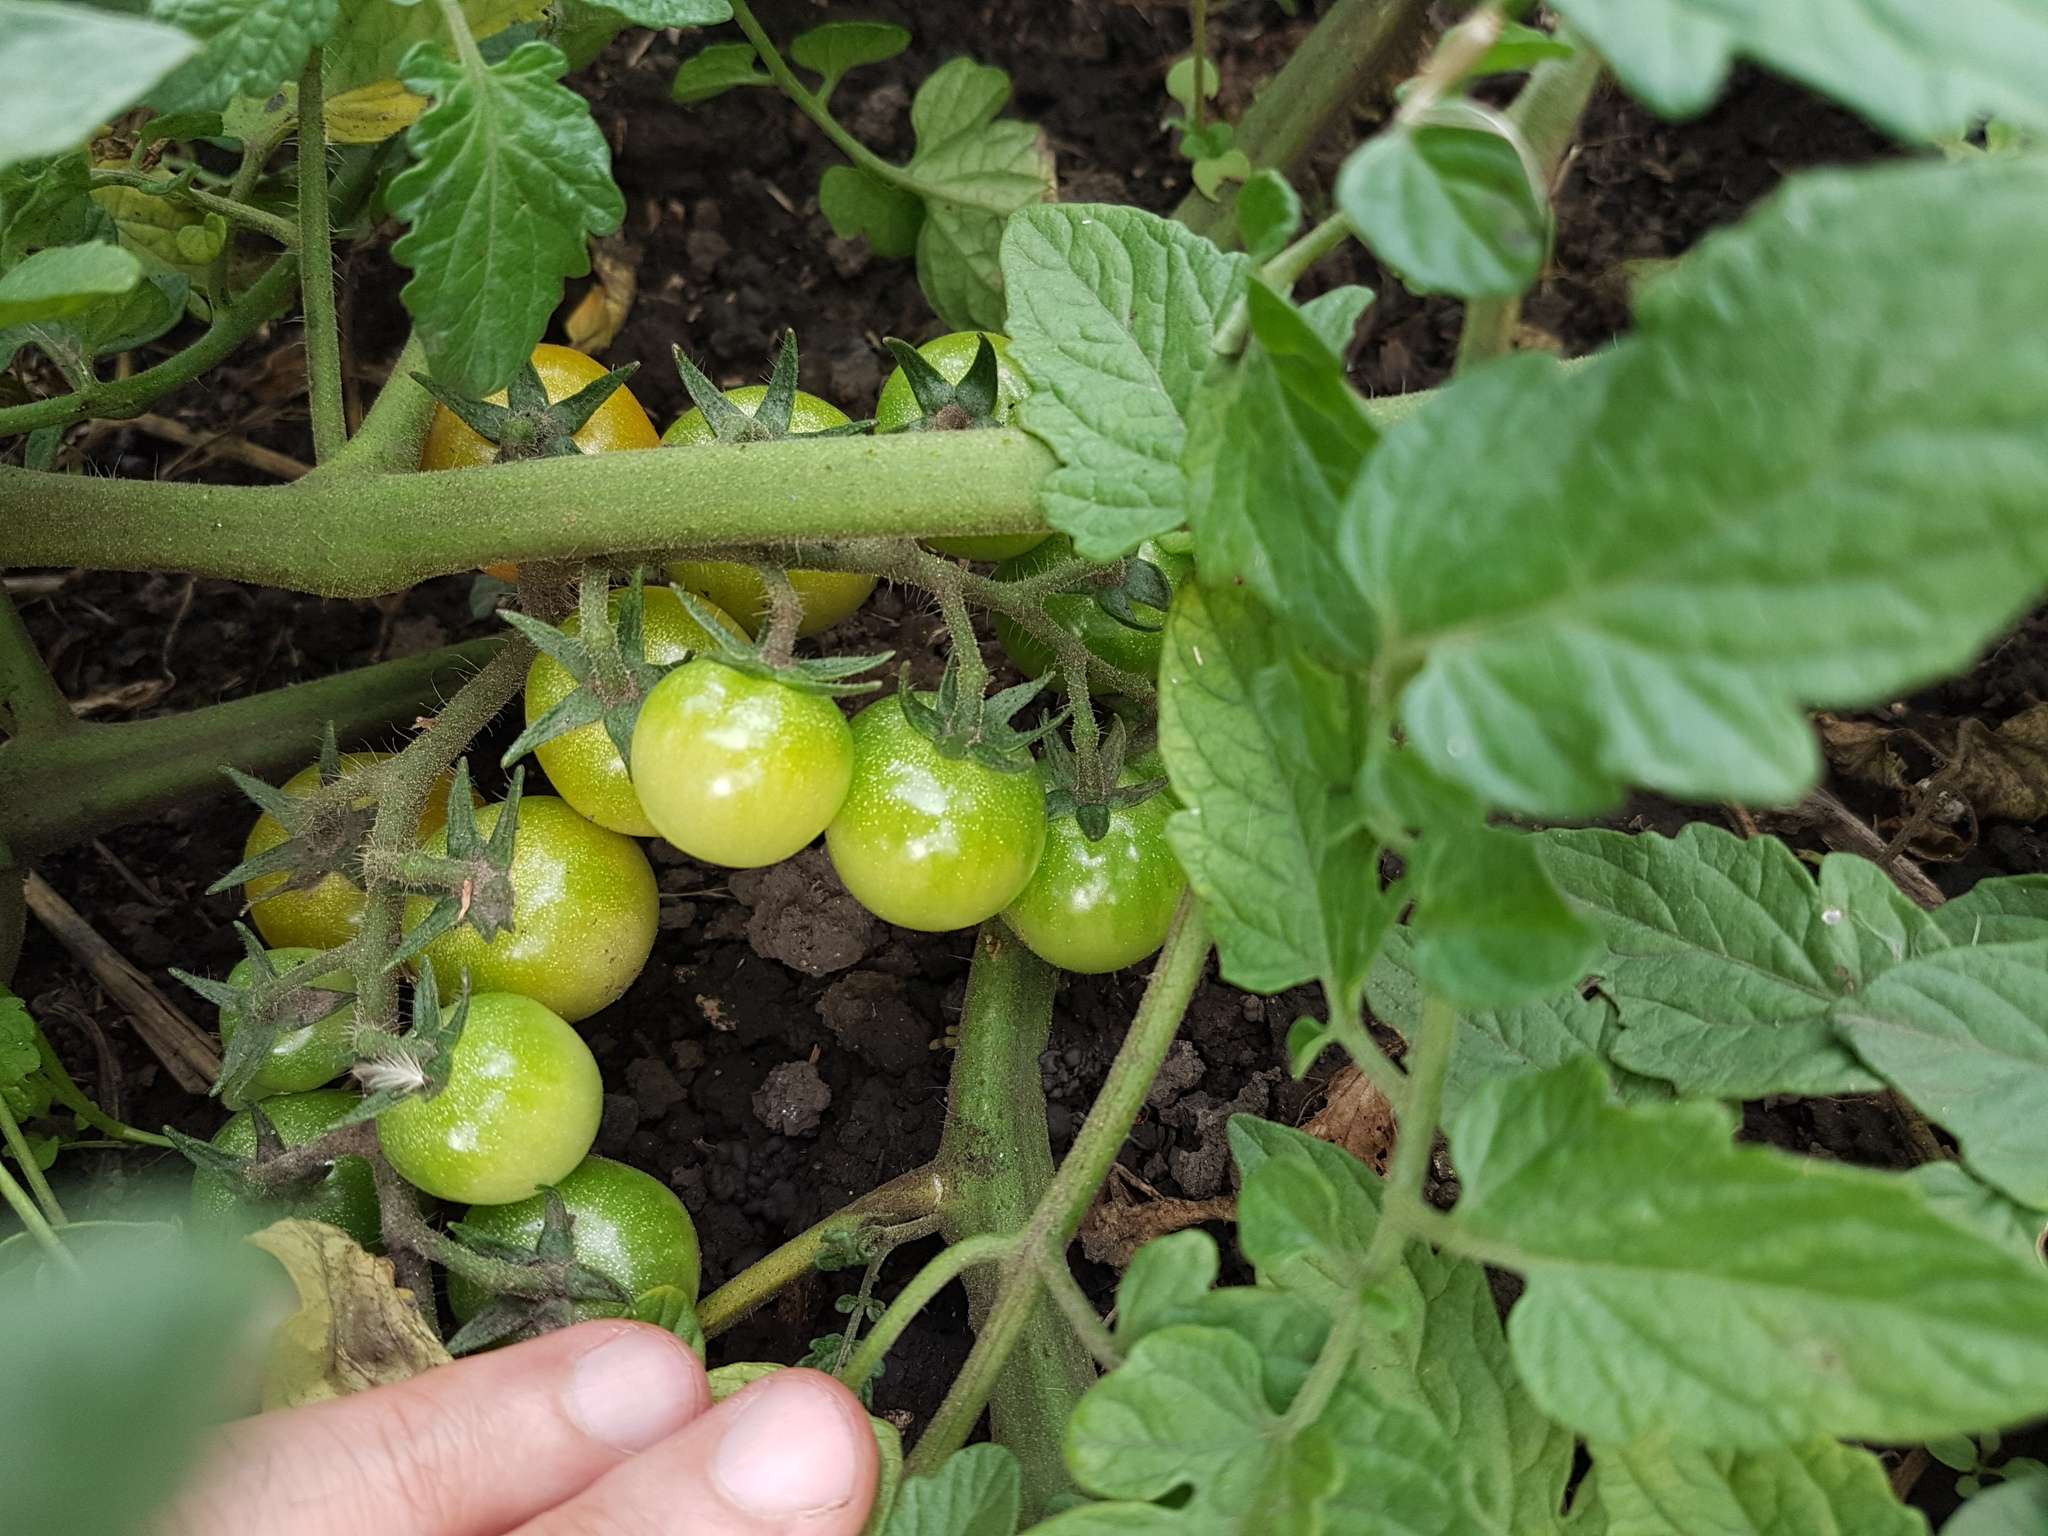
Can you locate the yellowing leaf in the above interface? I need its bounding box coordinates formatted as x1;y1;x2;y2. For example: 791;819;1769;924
248;1219;450;1411
325;76;427;143
563;232;637;355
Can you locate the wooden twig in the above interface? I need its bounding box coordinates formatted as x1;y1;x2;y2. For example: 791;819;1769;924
22;871;220;1093
1798;787;1947;910
120;413;312;481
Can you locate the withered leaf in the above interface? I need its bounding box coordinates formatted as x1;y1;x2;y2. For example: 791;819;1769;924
248;1219;450;1410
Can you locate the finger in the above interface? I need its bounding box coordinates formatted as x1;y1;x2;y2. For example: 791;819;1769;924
514;1367;877;1536
162;1321;708;1536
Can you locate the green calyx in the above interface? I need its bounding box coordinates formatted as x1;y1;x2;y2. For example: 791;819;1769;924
897;653;1064;773
210;723;371;899
387;763;522;968
441;1189;634;1355
336;957;470;1122
163;1100;327;1205
880;333;1004;431
413;357;640;462
170;923;353;1109
669;586;893;696
1039;720;1169;840
670;330;873;443
501;567;676;769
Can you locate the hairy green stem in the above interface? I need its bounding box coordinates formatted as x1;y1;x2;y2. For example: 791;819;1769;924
699;1163;946;1336
936;920;1093;1515
0;585;78;740
0;256;299;439
30;1022;173;1146
837;1232;1019;1395
1038;1247;1122;1369
313;333;435;478
908;895;1212;1480
1455;32;1604;371
0;1088;65;1224
297;50;346;464
0;639;500;861
1174;0;1427;244
0;1154;74;1271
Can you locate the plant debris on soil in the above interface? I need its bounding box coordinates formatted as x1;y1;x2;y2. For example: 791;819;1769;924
2;2;2027;1513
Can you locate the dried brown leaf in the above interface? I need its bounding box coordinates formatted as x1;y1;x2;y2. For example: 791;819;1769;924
248;1219;449;1410
564;233;640;357
1301;1064;1396;1174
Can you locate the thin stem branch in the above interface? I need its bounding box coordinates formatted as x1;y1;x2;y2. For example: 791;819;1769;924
837;1233;1018;1394
0;1089;65;1224
0;584;77;740
756;565;803;670
907;894;1212;1478
297;49;346;464
0;1154;75;1272
85;169;299;249
1038;1247;1122;1369
0;255;299;439
1190;0;1209;133
31;1021;173;1146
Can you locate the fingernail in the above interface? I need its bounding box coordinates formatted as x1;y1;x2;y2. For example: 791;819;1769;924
713;1371;862;1517
567;1329;700;1453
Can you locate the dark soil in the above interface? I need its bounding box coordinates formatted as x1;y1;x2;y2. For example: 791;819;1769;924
0;0;2021;1515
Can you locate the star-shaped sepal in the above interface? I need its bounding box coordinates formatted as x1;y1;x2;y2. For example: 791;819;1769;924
333;958;471;1122
896;651;1066;774
208;724;374;903
877;333;1005;432
668;588;893;698
1039;719;1172;841
500;567;678;770
172;923;354;1109
669;331;874;443
386;763;522;969
412;358;641;462
439;1189;635;1354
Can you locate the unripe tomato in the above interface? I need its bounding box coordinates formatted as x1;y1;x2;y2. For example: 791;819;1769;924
630;660;853;868
242;754;469;953
826;698;1046;932
524;587;745;837
446;1155;700;1323
407;795;657;1024
1004;783;1184;974
874;331;1042;562
663;386;876;636
991;535;1192;687
189;1088;381;1248
376;992;601;1205
420;343;660;471
217;948;357;1098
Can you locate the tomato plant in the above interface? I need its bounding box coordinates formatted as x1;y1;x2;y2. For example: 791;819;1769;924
10;0;2048;1528
445;1154;700;1324
375;991;602;1206
406;795;657;1024
827;697;1046;933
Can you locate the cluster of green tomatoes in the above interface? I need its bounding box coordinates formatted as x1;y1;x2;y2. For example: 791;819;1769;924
187;333;1186;1340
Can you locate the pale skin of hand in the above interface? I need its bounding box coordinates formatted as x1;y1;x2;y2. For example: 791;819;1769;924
159;1320;879;1536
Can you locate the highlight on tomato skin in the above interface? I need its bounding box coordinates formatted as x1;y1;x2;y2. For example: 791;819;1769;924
1003;783;1185;975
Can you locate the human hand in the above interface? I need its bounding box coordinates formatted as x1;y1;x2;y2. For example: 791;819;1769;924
160;1320;879;1536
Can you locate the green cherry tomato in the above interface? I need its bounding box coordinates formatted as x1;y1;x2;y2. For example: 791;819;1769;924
525;586;745;837
217;948;357;1098
446;1155;700;1324
630;659;853;869
376;992;602;1205
189;1088;381;1248
663;386;876;636
991;535;1192;687
407;796;657;1024
826;698;1047;932
875;332;1043;561
1004;782;1185;974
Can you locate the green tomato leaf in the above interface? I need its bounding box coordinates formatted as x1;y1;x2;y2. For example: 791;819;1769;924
602;0;726;26
0;152;114;269
149;0;335;113
389;38;623;397
1582;1436;1926;1536
1190;149;1250;200
1470;19;1577;77
669;40;768;103
790;19;907;97
1942;1473;2048;1536
1409;824;1598;1009
1157;583;1389;1014
1233;168;1300;262
1335;120;1548;300
0;1;197;168
1534;825;1890;1098
1114;1228;1219;1343
878;1443;1019;1536
818;163;922;257
1910;1162;2048;1268
1349;157;2048;818
322;0;544;98
1004;202;1251;558
0;241;140;328
1547;0;2048;144
1232;1117;1382;1309
903;57;1054;332
1183;279;1379;665
1835;940;2048;1208
1934;875;2048;946
1164;53;1218;115
1445;1058;2048;1447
